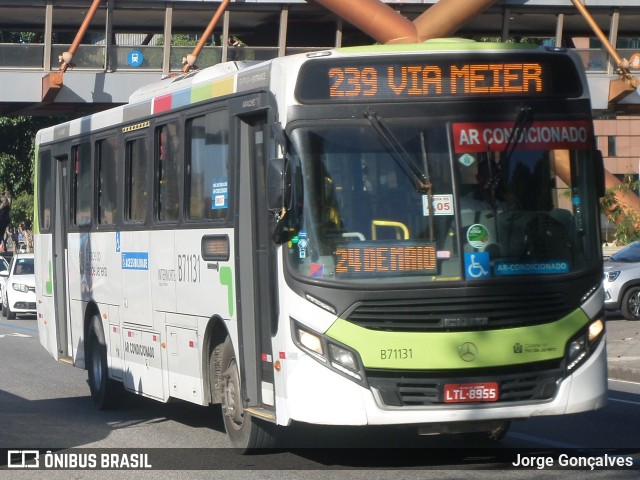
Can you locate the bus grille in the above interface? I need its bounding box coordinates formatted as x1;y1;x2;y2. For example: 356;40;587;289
344;291;570;331
368;363;563;407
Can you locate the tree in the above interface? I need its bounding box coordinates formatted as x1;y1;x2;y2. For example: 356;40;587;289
600;176;640;245
0;116;63;250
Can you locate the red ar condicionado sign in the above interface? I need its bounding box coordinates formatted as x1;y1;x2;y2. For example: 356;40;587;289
452;120;593;153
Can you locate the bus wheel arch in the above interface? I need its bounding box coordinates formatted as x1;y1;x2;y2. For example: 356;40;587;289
218;334;278;450
204;317;277;450
85;305;121;409
203;315;229;405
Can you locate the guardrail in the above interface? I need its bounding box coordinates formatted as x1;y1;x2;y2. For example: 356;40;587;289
0;44;622;73
0;43;282;72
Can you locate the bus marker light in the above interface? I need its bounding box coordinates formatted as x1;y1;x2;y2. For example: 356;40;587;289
274;361;281;372
201;235;230;262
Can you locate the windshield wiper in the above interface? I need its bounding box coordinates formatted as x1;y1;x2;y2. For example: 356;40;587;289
504;105;533;164
363;110;431;194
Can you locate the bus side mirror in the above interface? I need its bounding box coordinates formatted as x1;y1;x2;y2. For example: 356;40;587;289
594;149;605;198
266;157;291;212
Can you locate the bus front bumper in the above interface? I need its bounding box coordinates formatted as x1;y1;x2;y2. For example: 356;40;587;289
279;339;607;427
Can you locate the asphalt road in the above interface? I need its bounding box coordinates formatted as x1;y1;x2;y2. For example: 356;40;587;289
0;314;639;479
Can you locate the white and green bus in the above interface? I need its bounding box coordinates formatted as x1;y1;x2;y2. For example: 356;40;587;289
35;40;607;450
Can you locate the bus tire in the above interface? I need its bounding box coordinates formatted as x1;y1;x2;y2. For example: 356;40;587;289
621;287;640;320
218;336;277;451
87;315;120;410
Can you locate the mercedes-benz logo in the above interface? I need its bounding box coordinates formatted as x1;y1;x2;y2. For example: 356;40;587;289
458;342;478;362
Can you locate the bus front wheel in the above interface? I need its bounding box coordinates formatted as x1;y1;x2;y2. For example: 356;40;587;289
218;336;277;451
87;315;121;410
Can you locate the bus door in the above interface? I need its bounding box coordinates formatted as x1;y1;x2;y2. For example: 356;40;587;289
235;107;278;415
48;154;72;362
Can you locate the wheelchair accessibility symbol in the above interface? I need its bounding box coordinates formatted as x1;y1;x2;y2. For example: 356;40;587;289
464;252;490;279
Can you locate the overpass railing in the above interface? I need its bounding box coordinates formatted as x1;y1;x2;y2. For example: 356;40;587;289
0;43;624;74
0;43;283;72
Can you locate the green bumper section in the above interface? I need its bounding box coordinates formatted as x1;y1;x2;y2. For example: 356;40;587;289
326;309;590;370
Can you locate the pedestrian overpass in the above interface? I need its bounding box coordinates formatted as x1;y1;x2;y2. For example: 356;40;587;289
1;0;640;117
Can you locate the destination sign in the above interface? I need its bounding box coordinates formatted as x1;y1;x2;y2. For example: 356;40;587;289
334;242;437;277
296;54;582;103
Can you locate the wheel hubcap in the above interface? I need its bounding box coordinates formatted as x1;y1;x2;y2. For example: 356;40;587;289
630;292;640;318
222;359;244;429
91;341;102;388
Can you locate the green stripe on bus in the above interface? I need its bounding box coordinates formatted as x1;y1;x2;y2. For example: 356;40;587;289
326;308;589;370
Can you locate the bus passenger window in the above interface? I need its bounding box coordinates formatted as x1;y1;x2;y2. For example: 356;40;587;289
38;150;53;232
186;110;229;221
156;123;180;222
72;142;92;227
97;137;119;226
125;138;148;223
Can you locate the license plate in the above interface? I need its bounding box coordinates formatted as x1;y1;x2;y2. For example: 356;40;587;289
443;382;499;403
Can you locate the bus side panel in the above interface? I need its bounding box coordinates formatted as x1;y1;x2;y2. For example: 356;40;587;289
174;228;237;321
150;230;177;315
35;233;59;360
119;231;153;328
87;231;123;307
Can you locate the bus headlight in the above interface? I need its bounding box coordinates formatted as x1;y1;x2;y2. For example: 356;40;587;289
566;318;604;373
292;320;366;385
297;328;325;360
329;343;361;379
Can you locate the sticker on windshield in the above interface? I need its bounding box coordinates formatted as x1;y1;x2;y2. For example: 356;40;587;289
211;178;228;210
466;224;490;250
310;263;324;278
458;153;475;167
465;252;490;279
495;261;569;275
423;194;454;216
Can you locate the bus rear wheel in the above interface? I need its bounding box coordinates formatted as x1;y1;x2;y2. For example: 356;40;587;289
87;315;121;410
218;336;277;451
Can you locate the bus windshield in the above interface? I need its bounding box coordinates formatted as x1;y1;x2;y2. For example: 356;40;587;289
285;118;600;284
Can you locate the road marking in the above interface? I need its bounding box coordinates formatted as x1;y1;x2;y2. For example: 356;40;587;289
0;332;31;338
609;378;640;386
0;322;38;333
608;397;640;406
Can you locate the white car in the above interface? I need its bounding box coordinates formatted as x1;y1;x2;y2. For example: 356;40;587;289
0;255;9;305
1;253;36;319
